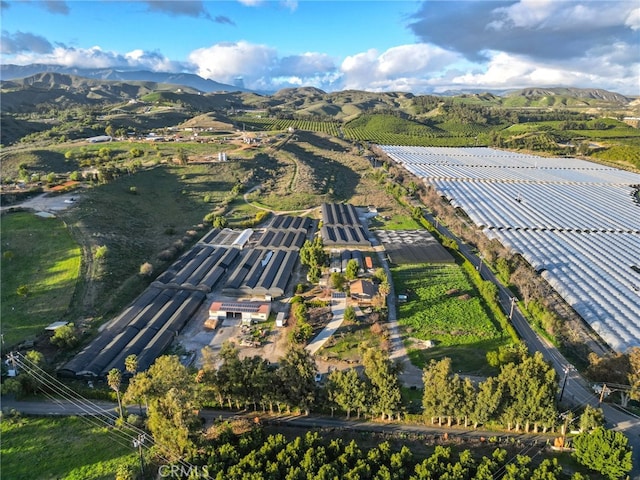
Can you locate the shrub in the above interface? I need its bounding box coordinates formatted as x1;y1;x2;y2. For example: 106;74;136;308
139;262;153;277
50;323;79;350
94;245;108;260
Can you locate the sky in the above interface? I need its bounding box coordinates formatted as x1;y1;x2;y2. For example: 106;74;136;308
1;0;639;95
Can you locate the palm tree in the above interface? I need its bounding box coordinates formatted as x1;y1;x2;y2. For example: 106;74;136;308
107;368;124;421
377;281;391;308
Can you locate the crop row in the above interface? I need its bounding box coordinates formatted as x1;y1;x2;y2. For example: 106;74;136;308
392;264;502;346
233;117;483;146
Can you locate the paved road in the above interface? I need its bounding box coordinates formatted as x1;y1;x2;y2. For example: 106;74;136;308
2;397;555;449
306;293;346;355
420;209;640;474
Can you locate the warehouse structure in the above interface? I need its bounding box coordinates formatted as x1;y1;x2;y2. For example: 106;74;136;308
60;242;240;378
222;214;314;298
199;227;253;249
320;203;371;247
375;230;455;264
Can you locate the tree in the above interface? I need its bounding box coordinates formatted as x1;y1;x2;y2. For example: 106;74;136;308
362;348;402;420
377;281;390;308
277;346;317;414
471;377;503;429
108;368;124;421
95;245;108;260
299;237;326;270
125;355;198;461
50;323;79;350
579;405;604;433
496;352;558;433
421;357;464;427
16;284;29;297
330;272;345;290
572;427;632;480
124;354;138;376
177;148;188;165
343;305;356;323
15;350;46;395
327;368;367;419
212;215;228;229
344;259;359;280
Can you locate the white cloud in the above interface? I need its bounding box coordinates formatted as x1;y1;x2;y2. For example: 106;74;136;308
492;0;638;31
626;7;640;30
5;44;181;71
447;50;640;94
340;44;461;91
188;41;277;85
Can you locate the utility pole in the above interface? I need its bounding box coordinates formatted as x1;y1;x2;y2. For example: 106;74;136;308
559;366;570;401
508;297;516;319
133;433;146;477
599;384;608;404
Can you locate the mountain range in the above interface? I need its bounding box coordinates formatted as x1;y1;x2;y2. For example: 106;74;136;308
0;64;249;93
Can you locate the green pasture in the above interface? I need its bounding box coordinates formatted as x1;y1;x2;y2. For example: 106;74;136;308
0;212;81;347
392;263;510;375
371;213;422;230
1;415;137;480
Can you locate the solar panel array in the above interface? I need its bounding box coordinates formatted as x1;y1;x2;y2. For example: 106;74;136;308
380;145;640;352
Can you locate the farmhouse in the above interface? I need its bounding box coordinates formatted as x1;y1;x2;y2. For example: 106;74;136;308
350;279;378;304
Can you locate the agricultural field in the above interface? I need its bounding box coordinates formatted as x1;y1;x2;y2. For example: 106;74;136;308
392;263;510;375
1;415;136;480
1;132;410;349
0;212;81;347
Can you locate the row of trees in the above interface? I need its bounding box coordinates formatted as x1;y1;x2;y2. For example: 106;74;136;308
423;353;557;432
113;348;631;479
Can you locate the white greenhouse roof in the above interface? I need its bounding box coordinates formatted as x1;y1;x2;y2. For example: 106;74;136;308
380;146;640;352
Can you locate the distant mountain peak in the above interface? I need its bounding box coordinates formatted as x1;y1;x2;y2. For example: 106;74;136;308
0;64;250;93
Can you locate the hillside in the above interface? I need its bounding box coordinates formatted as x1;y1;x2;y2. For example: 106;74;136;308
1;73;638;169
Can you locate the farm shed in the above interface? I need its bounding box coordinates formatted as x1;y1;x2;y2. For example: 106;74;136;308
223;248;299;298
321;225;371;247
209;301;271;325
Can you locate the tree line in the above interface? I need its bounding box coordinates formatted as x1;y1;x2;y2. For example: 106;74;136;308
109;346;632;479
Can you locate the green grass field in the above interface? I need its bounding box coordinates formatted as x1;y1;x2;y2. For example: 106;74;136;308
392;263;510;375
1;415;137;480
1;212;81;347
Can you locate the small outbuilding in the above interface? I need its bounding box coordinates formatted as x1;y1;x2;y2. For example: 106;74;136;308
209;301;271;326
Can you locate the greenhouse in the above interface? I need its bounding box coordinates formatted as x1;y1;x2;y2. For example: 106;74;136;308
380;146;640;352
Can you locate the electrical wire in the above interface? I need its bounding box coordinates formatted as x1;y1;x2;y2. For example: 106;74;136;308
10;352;207;477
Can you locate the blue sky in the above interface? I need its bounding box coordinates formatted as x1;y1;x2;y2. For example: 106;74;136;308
1;0;639;94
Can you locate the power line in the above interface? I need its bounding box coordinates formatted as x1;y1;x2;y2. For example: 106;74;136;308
11;352;206;477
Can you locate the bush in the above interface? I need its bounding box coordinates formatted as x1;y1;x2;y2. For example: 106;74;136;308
94;245;108;260
139;262;153;277
50;323;79;350
344;306;356;322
